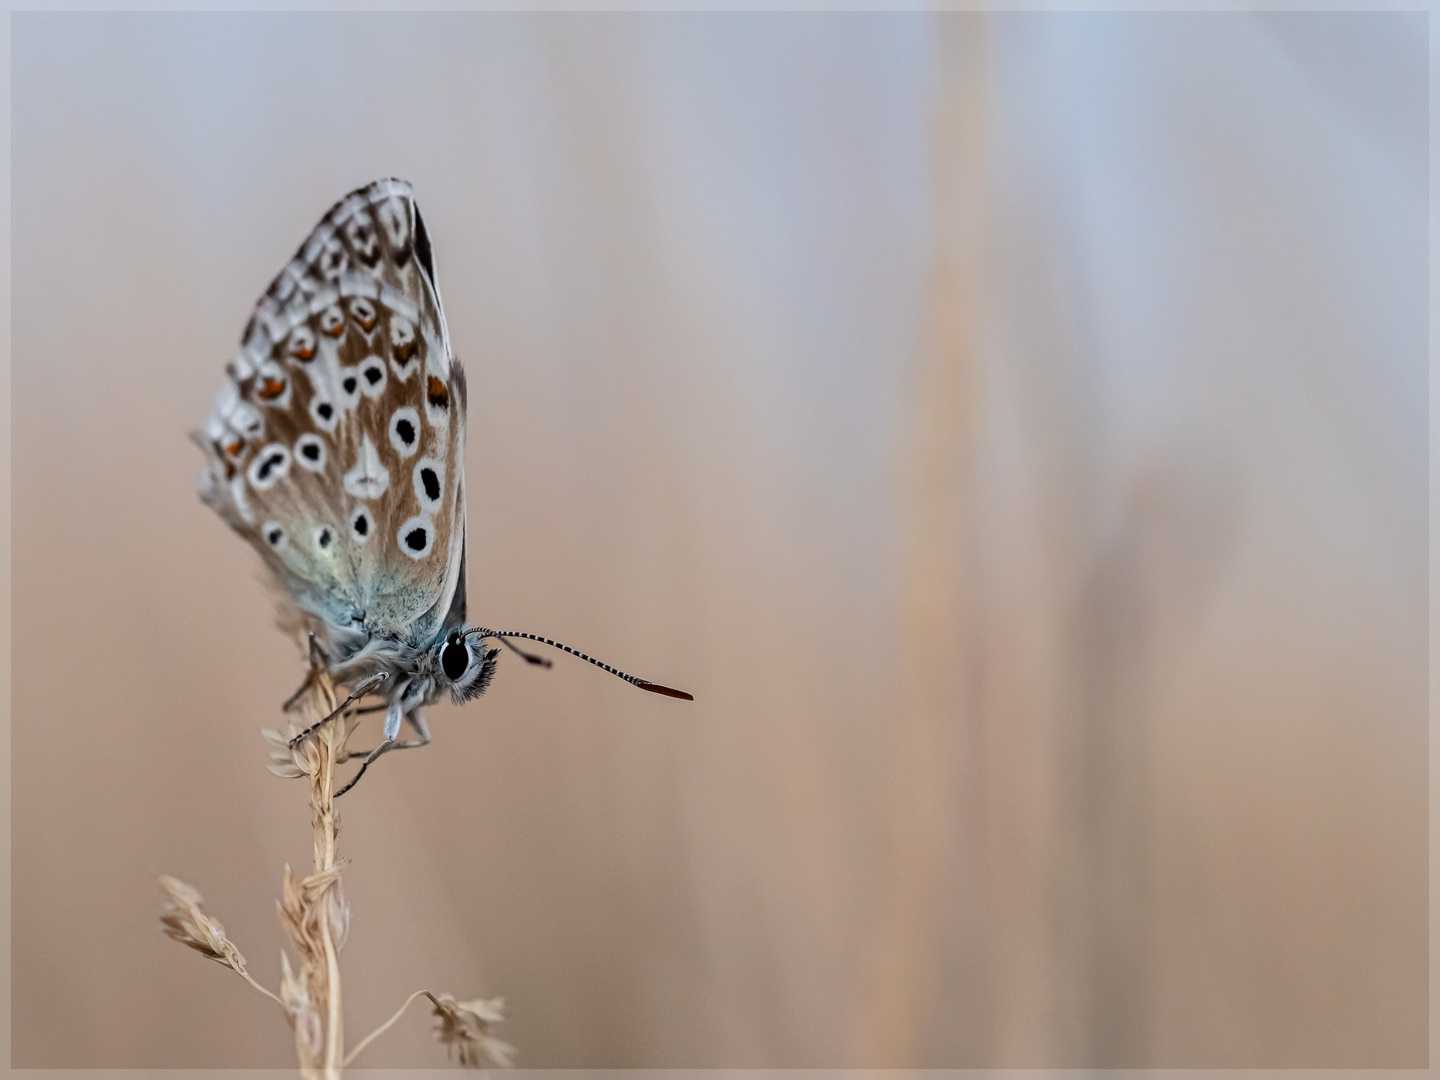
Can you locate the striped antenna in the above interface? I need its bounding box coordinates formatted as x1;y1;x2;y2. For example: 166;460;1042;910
466;628;694;700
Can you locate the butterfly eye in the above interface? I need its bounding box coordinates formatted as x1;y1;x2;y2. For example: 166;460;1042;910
442;639;469;681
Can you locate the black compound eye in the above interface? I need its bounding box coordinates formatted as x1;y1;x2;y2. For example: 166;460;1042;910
442;640;469;681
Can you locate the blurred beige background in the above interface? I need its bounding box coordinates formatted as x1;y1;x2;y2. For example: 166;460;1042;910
9;11;1427;1068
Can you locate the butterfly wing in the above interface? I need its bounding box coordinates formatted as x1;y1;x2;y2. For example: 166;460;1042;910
198;179;468;650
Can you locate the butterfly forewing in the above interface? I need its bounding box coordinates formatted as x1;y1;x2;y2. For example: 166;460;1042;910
199;179;468;648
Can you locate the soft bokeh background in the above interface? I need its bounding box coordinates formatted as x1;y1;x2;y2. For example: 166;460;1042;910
10;11;1427;1068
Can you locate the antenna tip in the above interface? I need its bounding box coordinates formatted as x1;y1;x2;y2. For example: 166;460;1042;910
636;681;694;701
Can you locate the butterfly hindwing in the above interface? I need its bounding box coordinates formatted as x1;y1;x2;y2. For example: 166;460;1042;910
198;179;467;647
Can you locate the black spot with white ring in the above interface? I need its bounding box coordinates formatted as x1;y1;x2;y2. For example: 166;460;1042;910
310;397;338;434
389;407;420;458
413;456;445;514
247;443;291;491
295;434;326;472
313;524;334;552
349;506;373;545
337;367;361;408
262;521;287;551
357;355;387;399
397;514;434;559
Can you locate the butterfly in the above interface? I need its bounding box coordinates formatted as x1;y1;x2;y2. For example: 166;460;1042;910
196;178;691;794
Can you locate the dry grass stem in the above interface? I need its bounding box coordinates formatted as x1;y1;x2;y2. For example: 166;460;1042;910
274;664;351;1079
343;989;430;1066
162;643;513;1072
345;990;513;1068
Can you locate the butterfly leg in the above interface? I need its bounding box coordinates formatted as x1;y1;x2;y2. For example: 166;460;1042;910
405;710;432;743
334;710;431;798
282;634;333;712
287;671;389;749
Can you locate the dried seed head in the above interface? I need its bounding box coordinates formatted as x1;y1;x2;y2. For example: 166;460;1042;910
280;951;324;1061
158;875;248;974
430;993;514;1068
262;645;370;781
261;727;308;778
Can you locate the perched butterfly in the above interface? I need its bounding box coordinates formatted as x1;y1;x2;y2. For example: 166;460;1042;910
197;178;691;794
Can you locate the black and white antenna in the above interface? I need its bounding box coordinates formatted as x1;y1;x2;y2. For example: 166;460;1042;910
465;628;694;700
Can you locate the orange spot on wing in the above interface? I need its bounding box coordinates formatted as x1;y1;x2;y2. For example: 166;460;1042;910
323;323;345;338
258;377;287;400
294;347;315;361
427;376;449;409
213;439;241;477
393;341;416;363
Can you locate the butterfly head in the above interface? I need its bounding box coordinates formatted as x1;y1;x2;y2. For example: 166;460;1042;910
435;627;499;704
